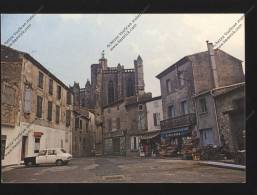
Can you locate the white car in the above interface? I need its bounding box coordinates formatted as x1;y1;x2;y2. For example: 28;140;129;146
24;148;72;166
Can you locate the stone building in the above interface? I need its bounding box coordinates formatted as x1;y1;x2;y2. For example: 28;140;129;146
72;106;96;157
71;53;149;156
156;41;245;153
1;45;73;166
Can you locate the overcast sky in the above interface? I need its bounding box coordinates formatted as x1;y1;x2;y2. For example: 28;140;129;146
1;14;244;97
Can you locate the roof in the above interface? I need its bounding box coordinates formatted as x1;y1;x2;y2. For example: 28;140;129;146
156;49;242;79
145;96;162;103
1;45;71;91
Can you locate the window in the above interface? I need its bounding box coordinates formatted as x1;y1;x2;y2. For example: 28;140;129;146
178;70;185;87
47;101;52;121
38;149;46;156
166;79;171;93
108;119;112;131
167;105;175;118
1;135;7;160
47;150;56;155
181;100;188;115
134;137;137;150
38;71;44;89
66;110;71;127
138;104;143;111
138;112;145;129
49;79;53;95
116;118;120;130
126;78;134;97
34;138;41;153
66;91;71;105
79;120;82;129
153;113;161;126
57;85;61;100
86;121;89;132
75;117;79;129
24;86;32;114
36;96;43;118
108;80;114;104
56;105;60;124
200;128;214;146
199;97;207;113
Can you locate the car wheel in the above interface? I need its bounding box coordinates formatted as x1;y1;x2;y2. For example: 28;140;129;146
56;160;63;166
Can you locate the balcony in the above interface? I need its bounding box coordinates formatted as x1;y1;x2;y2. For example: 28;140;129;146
160;113;196;130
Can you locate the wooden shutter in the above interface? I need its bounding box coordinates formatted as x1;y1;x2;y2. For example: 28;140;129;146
24;87;32;113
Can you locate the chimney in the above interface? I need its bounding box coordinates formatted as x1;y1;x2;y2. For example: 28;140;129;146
206;41;219;88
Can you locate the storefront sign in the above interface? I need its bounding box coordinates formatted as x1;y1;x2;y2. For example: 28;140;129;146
160;127;189;138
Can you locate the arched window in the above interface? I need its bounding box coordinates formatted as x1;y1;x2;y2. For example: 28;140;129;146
108;80;114;104
126;78;134;97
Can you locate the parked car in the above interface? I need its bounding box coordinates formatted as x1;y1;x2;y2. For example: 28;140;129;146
24;148;72;167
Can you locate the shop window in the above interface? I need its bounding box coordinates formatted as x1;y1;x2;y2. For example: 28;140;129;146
38;71;44;89
47;101;52;121
49;79;53;95
199;97;207;113
34;137;41;153
36;96;43;118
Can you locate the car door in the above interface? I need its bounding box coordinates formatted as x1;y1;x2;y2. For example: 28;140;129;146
46;149;57;164
36;150;47;164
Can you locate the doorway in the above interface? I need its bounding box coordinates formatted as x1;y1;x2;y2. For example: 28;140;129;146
113;137;120;155
21;136;28;160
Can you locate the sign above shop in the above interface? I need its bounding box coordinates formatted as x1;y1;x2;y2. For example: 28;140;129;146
160;127;189;138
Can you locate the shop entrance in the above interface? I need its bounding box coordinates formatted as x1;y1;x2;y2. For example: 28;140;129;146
113;137;120;155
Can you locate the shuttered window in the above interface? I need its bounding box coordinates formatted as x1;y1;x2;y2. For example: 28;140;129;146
36;96;43;118
24;86;32;114
56;105;60;124
66;110;71;127
66;91;71;105
49;79;53;95
57;85;61;99
38;71;44;89
47;101;52;121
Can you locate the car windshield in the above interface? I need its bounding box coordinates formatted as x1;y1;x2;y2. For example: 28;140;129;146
60;149;66;153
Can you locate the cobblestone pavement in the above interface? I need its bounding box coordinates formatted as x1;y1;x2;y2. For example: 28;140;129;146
2;157;246;183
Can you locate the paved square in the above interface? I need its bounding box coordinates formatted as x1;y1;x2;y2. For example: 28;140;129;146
2;157;246;183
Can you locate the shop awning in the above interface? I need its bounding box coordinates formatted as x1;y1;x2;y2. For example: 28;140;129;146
140;132;160;140
160;127;189;138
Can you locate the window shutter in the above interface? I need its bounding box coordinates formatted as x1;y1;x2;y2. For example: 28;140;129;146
24;87;32;113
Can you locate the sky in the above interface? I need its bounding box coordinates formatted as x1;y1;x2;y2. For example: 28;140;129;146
1;14;244;97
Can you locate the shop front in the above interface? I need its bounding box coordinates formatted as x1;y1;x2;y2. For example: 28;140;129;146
139;131;160;157
159;127;192;157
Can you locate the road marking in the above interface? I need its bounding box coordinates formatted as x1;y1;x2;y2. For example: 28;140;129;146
83;164;99;170
102;175;125;180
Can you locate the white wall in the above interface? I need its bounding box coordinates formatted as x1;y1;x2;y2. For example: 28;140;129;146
2;122;71;166
146;98;163;132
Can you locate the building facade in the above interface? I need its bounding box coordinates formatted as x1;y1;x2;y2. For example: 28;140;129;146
1;45;73;166
156;41;245;153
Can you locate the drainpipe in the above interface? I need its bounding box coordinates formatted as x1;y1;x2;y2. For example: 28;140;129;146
210;90;221;146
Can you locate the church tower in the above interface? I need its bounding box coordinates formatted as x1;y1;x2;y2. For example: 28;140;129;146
134;55;145;96
99;50;107;70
